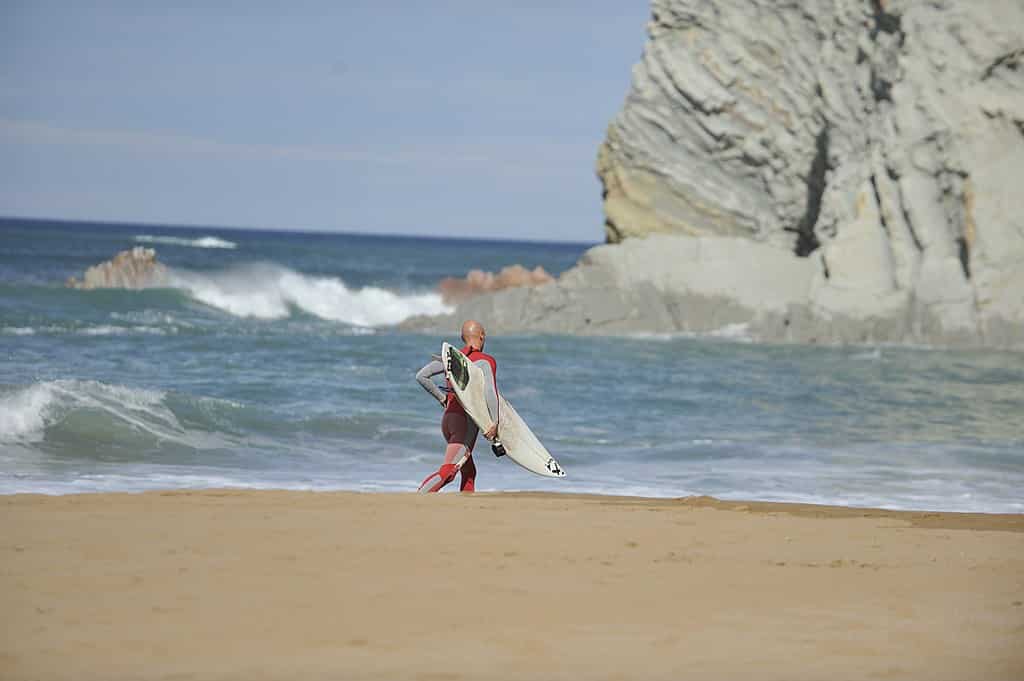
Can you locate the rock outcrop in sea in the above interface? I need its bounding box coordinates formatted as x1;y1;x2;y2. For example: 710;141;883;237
66;247;168;290
438;265;554;304
425;0;1024;348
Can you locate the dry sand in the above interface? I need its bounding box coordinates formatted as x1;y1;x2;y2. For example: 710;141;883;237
2;490;1022;680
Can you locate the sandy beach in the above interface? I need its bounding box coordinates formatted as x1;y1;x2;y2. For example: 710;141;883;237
2;490;1022;680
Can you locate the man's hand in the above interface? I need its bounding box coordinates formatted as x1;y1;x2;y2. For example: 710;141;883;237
483;424;498;441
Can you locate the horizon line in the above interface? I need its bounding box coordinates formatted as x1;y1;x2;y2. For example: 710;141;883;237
0;214;602;248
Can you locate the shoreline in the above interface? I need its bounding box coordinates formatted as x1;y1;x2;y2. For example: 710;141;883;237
4;488;1022;523
4;489;1023;680
401;308;1024;352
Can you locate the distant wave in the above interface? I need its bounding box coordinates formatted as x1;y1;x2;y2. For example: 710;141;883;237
2;325;168;336
134;234;237;249
1;326;36;336
166;264;451;326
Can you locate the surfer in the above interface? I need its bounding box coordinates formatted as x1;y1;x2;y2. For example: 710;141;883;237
415;320;499;493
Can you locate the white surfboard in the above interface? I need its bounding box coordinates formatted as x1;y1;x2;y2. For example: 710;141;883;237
441;342;565;479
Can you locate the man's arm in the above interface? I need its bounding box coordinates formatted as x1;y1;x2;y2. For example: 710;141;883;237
415;360;447;406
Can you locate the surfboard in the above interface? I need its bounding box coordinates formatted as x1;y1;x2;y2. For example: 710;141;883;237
441;342;566;479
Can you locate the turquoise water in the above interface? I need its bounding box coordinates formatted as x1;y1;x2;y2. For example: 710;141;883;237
2;218;1022;512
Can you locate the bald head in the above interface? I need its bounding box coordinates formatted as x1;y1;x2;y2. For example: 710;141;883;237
460;319;487;351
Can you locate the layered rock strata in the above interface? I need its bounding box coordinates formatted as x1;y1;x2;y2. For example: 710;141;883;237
420;0;1024;348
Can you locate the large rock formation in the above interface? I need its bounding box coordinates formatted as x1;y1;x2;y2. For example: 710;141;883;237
417;0;1024;348
67;247;168;290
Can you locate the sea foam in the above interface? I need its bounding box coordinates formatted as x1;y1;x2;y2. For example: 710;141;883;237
135;234;237;249
0;380;174;444
167;264;451;326
0;382;55;442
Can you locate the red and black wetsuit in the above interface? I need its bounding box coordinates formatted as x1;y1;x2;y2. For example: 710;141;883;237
444;346;498;416
415;345;498;492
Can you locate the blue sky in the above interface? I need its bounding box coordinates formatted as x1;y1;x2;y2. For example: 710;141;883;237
1;2;649;242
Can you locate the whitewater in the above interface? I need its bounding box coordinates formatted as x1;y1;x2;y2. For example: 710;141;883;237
135;234;237;249
165;263;450;325
2;218;1022;512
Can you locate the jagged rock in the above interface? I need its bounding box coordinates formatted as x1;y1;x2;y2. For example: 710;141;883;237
437;265;554;304
590;0;1024;346
416;0;1022;347
66;247;168;290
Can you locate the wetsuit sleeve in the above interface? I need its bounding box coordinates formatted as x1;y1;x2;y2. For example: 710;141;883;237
415;360;447;406
474;358;499;425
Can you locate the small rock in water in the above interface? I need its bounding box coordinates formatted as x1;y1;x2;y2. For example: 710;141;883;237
66;247;168;290
438;264;553;303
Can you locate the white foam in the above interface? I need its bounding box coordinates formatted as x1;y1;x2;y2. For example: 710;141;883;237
0;383;55;442
77;325;166;336
1;327;35;335
110;311;190;327
78;325;129;336
4;325;170;337
167;264;451;326
626;327;753;343
709;322;753;341
0;380;174;444
134;234;237;249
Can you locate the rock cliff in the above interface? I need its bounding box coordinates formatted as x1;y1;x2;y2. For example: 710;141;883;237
426;0;1024;348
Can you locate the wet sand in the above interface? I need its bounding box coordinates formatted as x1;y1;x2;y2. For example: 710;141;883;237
2;490;1023;680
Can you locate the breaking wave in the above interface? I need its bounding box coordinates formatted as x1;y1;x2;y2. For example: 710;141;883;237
166;264;450;325
0;379;412;468
0;380;255;458
135;234;237;249
0;380;176;445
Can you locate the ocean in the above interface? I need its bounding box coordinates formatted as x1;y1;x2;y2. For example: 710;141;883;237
2;218;1022;512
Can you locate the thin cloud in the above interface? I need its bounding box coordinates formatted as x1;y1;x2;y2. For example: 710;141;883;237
0;118;584;171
